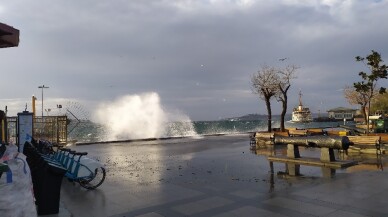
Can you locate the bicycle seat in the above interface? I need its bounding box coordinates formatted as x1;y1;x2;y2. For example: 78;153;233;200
74;152;88;156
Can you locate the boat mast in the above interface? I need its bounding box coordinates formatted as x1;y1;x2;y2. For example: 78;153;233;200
298;90;303;111
299;90;303;106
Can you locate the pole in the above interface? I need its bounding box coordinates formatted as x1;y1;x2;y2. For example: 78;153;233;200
38;85;49;118
32;95;36;118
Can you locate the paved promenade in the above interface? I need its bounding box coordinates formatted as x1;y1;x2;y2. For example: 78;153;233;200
47;135;388;217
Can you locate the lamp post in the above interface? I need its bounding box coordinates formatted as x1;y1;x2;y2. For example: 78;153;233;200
38;85;49;118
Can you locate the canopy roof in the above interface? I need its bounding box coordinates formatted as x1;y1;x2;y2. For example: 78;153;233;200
327;107;357;112
0;22;19;48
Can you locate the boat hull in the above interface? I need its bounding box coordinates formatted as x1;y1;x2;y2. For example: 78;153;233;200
292;112;313;122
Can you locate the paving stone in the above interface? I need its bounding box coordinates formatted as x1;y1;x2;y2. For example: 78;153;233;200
172;196;233;215
213;206;287;217
263;197;336;216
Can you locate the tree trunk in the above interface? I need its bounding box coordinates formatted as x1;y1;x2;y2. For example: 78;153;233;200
280;95;287;132
265;96;272;132
367;101;371;134
361;105;367;124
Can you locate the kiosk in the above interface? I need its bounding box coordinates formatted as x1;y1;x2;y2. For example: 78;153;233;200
17;111;34;153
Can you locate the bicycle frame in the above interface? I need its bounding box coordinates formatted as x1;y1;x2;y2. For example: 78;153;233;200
64;153;94;181
50;149;104;181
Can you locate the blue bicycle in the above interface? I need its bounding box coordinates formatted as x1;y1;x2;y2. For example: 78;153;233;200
45;144;106;190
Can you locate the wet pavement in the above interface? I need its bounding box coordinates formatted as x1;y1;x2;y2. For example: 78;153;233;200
49;134;388;217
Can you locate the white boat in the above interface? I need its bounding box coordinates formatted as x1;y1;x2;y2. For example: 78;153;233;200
291;91;313;122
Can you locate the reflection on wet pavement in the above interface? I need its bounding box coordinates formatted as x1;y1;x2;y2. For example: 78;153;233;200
59;135;388;217
254;144;388;175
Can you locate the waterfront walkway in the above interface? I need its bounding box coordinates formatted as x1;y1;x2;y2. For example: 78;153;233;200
45;135;388;217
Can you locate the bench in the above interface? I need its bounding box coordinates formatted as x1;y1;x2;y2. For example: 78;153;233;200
347;136;382;155
366;133;388;144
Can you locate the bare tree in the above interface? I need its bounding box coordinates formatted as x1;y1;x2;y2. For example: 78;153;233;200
276;65;298;132
251;65;280;132
343;85;369;124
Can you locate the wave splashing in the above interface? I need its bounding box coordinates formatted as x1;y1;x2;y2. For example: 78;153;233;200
93;92;197;141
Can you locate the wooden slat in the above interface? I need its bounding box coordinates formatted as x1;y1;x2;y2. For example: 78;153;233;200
254;132;274;139
288;129;308;136
347;136;380;145
274;131;289;137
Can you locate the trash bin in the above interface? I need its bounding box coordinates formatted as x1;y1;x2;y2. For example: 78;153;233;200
375;119;388;133
23;140;67;215
36;162;67;215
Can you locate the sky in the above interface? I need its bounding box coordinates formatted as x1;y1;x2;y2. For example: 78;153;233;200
0;0;388;121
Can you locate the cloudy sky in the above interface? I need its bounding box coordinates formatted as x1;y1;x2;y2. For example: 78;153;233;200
0;0;388;121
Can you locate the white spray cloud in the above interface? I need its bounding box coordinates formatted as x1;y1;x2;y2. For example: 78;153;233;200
93;92;197;140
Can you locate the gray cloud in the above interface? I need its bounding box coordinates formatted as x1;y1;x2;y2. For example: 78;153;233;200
0;0;388;120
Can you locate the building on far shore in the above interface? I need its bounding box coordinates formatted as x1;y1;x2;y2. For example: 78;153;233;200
327;107;357;120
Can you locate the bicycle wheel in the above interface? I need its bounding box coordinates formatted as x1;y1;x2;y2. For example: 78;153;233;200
79;167;106;190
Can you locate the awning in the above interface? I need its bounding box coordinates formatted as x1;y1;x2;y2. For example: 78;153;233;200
0;22;19;48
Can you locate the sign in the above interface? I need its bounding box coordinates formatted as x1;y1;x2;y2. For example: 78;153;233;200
17;111;33;153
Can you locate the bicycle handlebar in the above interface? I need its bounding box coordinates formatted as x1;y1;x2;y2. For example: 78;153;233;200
73;152;88;156
59;148;71;152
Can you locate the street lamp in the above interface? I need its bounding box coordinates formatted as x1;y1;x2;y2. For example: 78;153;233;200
38;85;49;118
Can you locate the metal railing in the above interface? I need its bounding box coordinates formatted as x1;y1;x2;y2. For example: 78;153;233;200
7;115;68;145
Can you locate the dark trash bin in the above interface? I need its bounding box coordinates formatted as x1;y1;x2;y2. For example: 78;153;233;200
23;140;68;215
36;162;67;215
375;119;388;133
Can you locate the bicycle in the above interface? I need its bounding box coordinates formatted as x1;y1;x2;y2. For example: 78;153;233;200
43;144;106;190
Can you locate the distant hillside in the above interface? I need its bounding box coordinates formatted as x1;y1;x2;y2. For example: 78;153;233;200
225;114;283;121
226;113;328;121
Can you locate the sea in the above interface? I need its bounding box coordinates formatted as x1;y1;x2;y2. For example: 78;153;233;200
58;93;349;144
67;114;346;144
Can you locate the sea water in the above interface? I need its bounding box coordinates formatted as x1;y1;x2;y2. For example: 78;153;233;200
65;92;342;143
67;117;342;143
